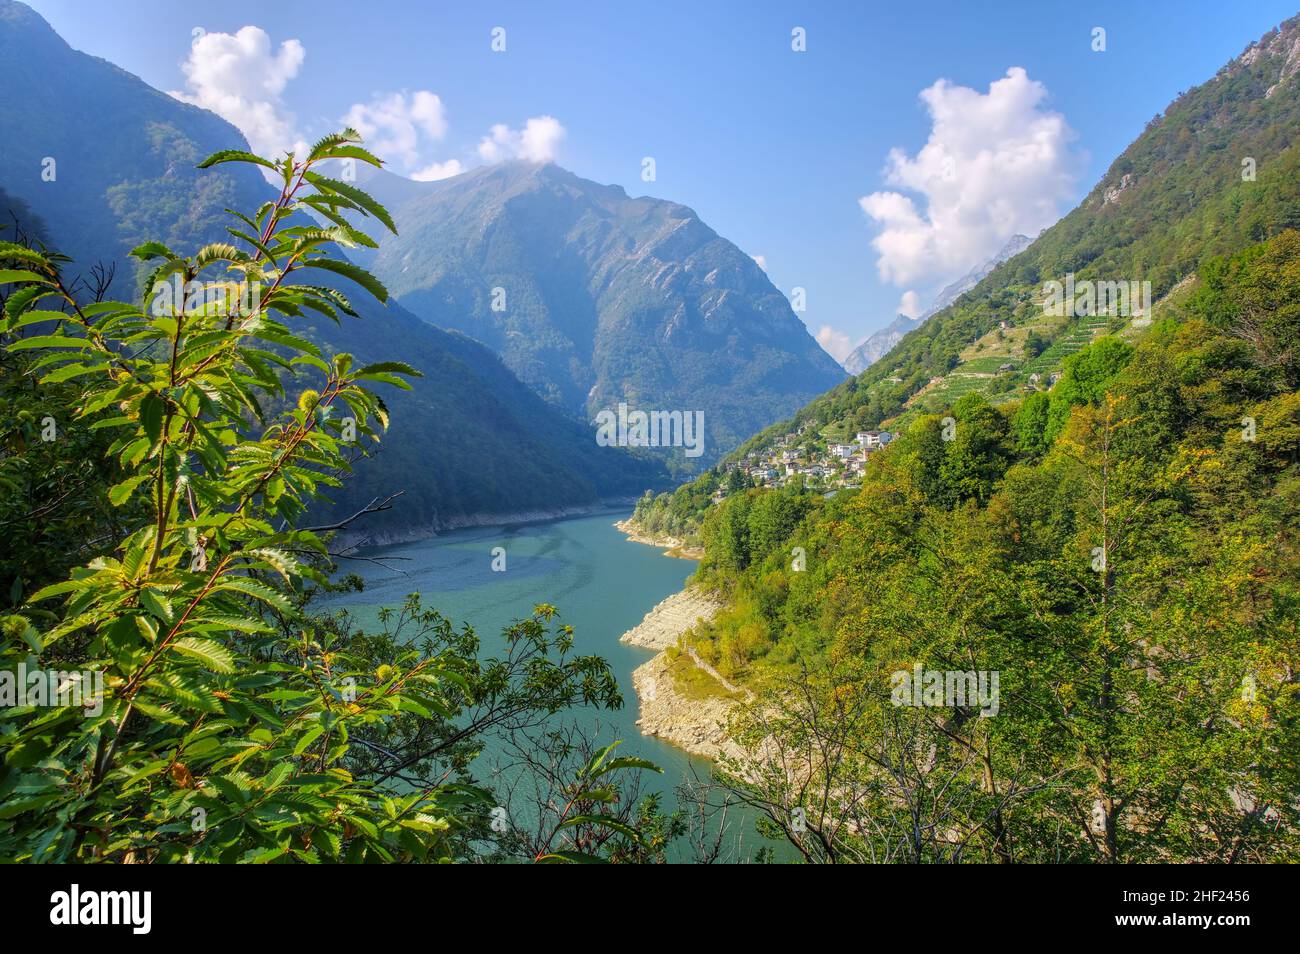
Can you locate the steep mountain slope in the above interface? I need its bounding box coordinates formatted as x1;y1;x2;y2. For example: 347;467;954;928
842;234;1031;375
738;14;1300;451
355;162;846;462
619;22;1300;861
0;0;664;532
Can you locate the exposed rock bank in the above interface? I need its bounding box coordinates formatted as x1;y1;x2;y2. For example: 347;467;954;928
633;651;747;763
619;588;747;761
620;589;722;651
614;519;704;560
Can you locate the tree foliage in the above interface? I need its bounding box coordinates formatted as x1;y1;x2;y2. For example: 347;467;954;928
0;132;658;863
692;233;1300;862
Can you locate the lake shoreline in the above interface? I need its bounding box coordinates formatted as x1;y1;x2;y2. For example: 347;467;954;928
614;519;742;762
613;517;705;560
333;503;745;764
332;499;641;551
620;588;746;763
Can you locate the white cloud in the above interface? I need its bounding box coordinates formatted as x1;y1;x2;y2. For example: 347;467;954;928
816;325;863;364
342;91;449;168
478;116;565;163
172;26;564;181
898;290;921;317
411;159;464;182
751;254;768;272
859;67;1082;286
476;125;509;161
171;26;307;159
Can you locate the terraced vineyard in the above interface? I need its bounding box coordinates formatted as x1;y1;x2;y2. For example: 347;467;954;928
1022;316;1113;374
958;355;1019;374
897;373;997;426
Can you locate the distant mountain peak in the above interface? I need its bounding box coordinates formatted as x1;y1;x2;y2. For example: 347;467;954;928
842;232;1032;375
357;161;845;462
0;2;666;527
0;0;55;34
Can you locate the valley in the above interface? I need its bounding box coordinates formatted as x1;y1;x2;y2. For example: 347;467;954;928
1;0;1297;872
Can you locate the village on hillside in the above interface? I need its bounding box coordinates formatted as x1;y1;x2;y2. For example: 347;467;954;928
715;426;896;498
712;355;1077;502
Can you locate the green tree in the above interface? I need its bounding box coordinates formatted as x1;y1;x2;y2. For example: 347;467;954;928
1010;391;1051;459
0;132;656;863
1044;336;1134;444
1024;330;1046;358
938;393;1013;506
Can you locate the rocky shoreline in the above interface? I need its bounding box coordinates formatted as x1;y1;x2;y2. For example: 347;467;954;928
632;650;748;763
613;518;705;560
620;588;748;762
330;500;638;551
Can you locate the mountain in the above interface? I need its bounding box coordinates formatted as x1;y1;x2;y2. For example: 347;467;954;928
842;314;921;375
0;0;665;533
352;162;846;463
842;234;1031;375
927;233;1033;317
738;13;1300;450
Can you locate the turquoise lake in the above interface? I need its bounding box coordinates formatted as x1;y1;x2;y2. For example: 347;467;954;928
321;508;773;860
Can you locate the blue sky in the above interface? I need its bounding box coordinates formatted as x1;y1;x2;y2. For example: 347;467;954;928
27;0;1300;359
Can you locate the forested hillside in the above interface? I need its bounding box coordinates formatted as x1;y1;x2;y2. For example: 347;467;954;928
682;231;1300;862
617;17;1300;863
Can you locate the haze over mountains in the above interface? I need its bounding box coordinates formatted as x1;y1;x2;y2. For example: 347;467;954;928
0;0;671;533
842;234;1032;375
353;161;846;462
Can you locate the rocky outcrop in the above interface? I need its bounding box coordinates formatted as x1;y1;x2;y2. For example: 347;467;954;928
620;588;721;650
1236;17;1300;99
1102;172;1134;207
632;651;745;762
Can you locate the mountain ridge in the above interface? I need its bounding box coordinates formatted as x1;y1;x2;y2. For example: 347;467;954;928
353;159;847;464
0;0;666;533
